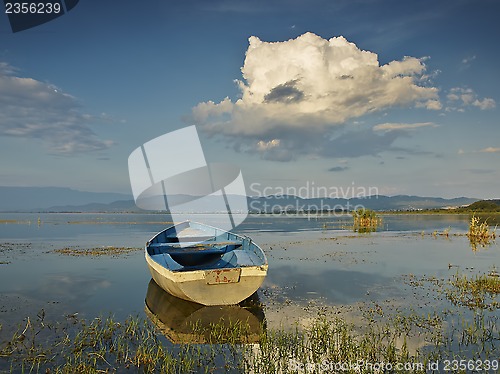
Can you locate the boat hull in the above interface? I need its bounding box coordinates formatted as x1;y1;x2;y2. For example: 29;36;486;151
146;253;267;305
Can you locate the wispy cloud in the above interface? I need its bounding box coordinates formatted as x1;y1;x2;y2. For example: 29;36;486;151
373;122;436;132
458;146;500;154
446;87;496;111
328;166;349;172
464;168;495;175
0;62;18;75
461;55;476;66
479;147;500;153
0;62;114;155
192;32;440;161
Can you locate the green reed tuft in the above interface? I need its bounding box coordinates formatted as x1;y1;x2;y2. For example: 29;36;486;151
467;214;496;251
352;208;382;233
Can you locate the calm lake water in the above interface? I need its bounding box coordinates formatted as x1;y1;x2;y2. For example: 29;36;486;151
0;213;499;342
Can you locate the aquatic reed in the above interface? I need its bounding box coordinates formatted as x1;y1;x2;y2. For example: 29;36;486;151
467;214;496;250
352;208;382;233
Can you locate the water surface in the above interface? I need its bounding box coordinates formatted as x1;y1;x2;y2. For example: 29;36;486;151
0;213;498;336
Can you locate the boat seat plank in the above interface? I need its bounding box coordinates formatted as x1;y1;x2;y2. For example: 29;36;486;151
149;244;241;257
163;236;215;243
165;247;228;255
149;240;242;248
177;236;216;242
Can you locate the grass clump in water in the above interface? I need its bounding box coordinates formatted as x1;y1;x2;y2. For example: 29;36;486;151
352;208;382;233
467;214;496;251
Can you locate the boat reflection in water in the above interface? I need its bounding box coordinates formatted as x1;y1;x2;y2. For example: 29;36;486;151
144;279;265;344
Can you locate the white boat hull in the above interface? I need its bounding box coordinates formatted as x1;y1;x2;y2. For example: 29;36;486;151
146;250;267;306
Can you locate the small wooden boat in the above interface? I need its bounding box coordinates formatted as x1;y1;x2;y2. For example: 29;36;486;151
145;221;268;306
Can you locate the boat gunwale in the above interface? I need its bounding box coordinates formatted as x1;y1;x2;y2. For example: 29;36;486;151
145;220;268;267
145;253;268;281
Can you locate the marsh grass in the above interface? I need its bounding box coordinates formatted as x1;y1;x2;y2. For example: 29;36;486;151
1;305;499;373
402;272;500;367
427;227;452;239
0;219;31;225
0;314;216;373
53;246;141;257
467;214;496;251
352;209;382;233
446;272;500;310
67;221;174;225
421;215;499;249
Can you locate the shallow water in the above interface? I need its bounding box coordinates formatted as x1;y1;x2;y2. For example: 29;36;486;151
0;213;498;339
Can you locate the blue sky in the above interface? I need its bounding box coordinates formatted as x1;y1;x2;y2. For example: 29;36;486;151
1;0;499;199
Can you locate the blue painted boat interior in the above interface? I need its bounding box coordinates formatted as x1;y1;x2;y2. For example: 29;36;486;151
146;221;266;272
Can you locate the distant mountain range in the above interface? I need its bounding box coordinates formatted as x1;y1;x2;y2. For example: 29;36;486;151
0;186;479;213
247;194;477;213
0;186;131;212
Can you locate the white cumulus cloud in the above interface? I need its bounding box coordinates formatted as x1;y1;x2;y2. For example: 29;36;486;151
0;62;114;155
192;32;440;161
473;98;496;110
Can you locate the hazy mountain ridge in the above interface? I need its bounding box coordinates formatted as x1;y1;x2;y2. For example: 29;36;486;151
247;195;477;212
0;186;131;212
0;187;478;212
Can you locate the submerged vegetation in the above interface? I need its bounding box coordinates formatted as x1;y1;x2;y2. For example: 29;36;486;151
446;271;500;310
467;214;496;251
53;246;141;257
1;297;499;373
352;208;382;233
0;219;32;225
1;314;210;373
